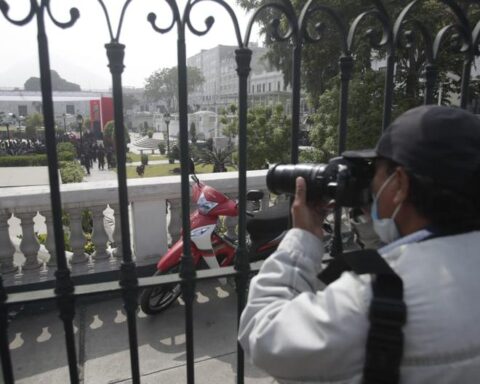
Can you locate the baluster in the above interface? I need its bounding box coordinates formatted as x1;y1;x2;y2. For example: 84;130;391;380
0;211;17;274
68;208;87;264
91;205;109;260
168;199;182;245
42;210;57;267
111;204;122;258
17;212;41;270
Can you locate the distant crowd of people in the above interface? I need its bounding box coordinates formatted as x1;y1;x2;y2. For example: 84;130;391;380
77;140;115;175
0;139;46;156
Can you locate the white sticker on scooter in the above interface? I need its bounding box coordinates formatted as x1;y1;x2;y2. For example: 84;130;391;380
191;224;216;251
197;192;218;215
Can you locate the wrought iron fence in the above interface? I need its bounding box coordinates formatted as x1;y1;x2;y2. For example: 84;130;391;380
1;0;480;383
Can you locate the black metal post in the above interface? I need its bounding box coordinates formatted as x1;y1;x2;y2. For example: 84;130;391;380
5;122;10;141
36;6;79;384
234;47;253;384
105;42;140;384
382;53;395;131
332;54;354;259
290;43;302;165
177;31;196;384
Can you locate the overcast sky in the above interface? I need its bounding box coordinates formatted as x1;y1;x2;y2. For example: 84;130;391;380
0;0;261;90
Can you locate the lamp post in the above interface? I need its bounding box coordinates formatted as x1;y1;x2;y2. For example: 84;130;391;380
76;114;84;153
164;112;171;155
63;113;67;134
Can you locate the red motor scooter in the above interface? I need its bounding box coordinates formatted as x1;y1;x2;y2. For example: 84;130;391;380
140;174;289;315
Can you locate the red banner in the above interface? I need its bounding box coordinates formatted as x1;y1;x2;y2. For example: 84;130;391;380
100;97;113;129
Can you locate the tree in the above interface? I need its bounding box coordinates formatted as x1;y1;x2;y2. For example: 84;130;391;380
220;104;238;144
206;137;214;151
246;104;291;169
307;70;385;162
25;113;43;139
238;0;480;156
189;122;198;144
103;120;130;151
123;93;139;111
225;104;291;170
198;146;235;173
144;66;205;111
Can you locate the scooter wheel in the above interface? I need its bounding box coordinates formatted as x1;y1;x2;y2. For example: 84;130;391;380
140;269;182;315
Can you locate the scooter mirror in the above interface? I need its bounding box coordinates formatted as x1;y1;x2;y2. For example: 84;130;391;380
247;190;264;201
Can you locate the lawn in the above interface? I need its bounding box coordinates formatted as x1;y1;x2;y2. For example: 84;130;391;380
126;153;167;162
125;163;236;178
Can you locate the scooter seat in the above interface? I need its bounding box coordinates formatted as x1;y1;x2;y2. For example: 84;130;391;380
247;202;289;241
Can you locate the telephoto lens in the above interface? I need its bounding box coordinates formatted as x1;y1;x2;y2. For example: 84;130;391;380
266;157;374;207
266;163;330;202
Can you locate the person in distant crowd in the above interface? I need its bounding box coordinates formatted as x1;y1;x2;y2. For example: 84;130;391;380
106;148;113;169
91;143;98;164
82;150;91;175
97;145;105;170
239;105;480;383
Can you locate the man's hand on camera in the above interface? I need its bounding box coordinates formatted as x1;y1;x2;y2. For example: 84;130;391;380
292;177;334;239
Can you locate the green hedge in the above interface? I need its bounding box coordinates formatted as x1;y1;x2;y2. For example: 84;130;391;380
56;142;76;154
60;161;85;183
57;151;75;162
0;154;48;166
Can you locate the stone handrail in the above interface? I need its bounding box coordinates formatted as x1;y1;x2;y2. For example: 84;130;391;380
0;170;270;286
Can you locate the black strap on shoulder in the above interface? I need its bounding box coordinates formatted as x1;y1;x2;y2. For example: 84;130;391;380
318;250;406;384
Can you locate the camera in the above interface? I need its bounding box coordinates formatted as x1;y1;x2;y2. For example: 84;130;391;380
266;156;374;207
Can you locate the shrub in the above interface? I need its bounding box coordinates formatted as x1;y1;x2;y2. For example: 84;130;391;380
56;142;76;154
141;154;148;166
57;151;75;162
158;142;166;155
0;154;47;166
36;232;95;255
147;130;154;138
60;161;85;183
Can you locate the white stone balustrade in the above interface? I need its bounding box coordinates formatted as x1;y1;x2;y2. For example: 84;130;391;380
0;211;17;274
0;171;270;286
17;212;41;270
68;207;88;264
91;205;109;260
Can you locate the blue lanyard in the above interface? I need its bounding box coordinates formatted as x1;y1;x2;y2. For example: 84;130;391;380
379;229;433;255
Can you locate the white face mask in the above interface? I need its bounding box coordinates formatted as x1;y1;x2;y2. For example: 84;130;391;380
371;173;402;244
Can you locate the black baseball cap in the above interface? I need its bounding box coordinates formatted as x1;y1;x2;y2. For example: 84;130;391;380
343;105;480;194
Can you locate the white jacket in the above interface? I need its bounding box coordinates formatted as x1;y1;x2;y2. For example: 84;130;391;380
238;228;480;383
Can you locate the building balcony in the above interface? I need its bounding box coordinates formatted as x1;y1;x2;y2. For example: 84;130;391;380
0;170;270;289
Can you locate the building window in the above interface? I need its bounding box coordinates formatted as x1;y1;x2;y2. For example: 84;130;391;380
262;83;265;92
257;84;261;92
278;81;281;91
269;83;272;92
66;105;75;115
18;105;27;116
252;85;255;94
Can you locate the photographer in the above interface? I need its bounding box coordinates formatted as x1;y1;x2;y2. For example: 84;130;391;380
238;105;480;383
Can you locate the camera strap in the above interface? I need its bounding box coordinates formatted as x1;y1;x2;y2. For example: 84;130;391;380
318;249;406;384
